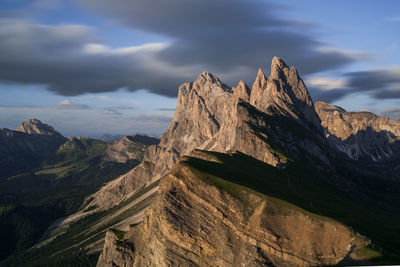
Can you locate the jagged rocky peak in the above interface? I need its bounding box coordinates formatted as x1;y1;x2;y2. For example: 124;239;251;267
249;57;322;133
192;71;233;94
177;71;231;105
266;56;314;107
249;69;267;105
196;71;222;85
233;80;250;102
16;118;61;136
270;55;289;79
174;71;233;128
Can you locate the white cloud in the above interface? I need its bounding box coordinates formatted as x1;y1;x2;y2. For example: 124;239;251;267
82;42;169;55
306;76;348;91
316;46;375;61
59;99;71;105
58;99;90;109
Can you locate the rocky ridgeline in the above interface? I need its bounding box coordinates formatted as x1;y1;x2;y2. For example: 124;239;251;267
82;57;336;212
97;154;356;266
315;101;400;161
0;119;157;179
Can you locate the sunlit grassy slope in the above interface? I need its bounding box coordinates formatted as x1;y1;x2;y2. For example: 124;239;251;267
0;138;144;263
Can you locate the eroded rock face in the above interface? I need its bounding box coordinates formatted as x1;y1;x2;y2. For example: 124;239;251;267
16;118;61;136
103;136;146;164
82;58;327;211
250;57;323;135
315;101;400;161
97;230;135;267
97;158;354;267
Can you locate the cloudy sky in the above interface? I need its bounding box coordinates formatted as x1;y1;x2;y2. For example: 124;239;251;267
1;0;400;136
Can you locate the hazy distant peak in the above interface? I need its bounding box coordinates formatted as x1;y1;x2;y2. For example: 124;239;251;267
16;118;61;136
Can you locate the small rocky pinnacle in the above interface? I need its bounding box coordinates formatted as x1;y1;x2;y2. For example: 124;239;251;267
233;80;251;101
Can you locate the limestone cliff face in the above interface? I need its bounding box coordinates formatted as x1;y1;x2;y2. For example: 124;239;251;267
16;118;62;136
250;57;323;136
82;57;327;211
97;229;135;267
97;156;355;267
315;101;400;161
103;136;146;164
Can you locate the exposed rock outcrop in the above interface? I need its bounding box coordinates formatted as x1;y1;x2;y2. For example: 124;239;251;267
16;118;61;136
97;154;356;267
82;58;329;212
315;101;400;161
250;57;323;135
97;229;135;267
103;136;146;164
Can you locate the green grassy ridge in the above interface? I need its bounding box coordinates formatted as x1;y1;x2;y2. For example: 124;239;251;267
0;159;140;263
0;137;147;263
43;138;107;167
0;179;160;266
181;154;337;224
181;150;400;263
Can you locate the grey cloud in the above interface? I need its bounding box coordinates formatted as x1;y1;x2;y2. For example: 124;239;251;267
307;66;400;102
154;108;175;111
101;105;136;116
345;68;400;99
0;1;370;98
0;104;42;108
102;108;122;116
78;0;364;76
0;18;189;97
111;105;136;110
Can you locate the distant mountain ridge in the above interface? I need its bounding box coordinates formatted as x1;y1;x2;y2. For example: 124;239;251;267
0;119;160;262
315;101;400;161
0;120;66;179
99;134;160;145
99;134;125;142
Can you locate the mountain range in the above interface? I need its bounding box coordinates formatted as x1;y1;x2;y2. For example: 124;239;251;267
0;120;159;262
1;57;400;266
